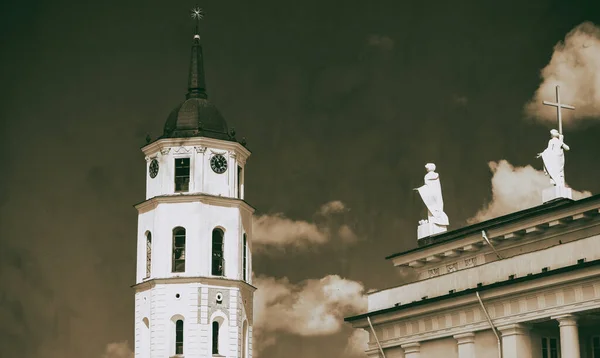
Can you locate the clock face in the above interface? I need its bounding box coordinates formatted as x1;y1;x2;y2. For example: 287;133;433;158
210;154;228;174
149;159;159;178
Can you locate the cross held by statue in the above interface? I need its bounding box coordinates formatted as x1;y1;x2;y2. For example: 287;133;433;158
543;85;575;135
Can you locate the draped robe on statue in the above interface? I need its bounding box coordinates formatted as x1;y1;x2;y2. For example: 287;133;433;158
541;137;567;187
417;171;449;226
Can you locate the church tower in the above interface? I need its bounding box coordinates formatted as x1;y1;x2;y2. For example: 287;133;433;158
133;8;255;358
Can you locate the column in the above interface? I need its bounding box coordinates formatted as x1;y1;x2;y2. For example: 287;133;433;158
552;314;581;358
454;332;475;358
400;342;420;358
498;323;532;358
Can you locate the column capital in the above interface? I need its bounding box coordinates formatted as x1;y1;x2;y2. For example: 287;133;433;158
497;323;531;337
453;332;475;345
551;313;578;327
401;342;421;354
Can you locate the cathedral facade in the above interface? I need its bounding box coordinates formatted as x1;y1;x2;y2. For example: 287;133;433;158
346;195;600;358
132;23;255;358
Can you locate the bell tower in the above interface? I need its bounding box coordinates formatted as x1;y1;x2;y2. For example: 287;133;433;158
133;8;255;358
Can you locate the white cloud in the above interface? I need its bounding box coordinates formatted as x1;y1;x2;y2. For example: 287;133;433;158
253;213;328;248
317;200;348;216
338;224;358;243
468;160;592;223
343;329;369;357
252;274;367;353
525;22;600;123
252;201;358;251
101;341;133;358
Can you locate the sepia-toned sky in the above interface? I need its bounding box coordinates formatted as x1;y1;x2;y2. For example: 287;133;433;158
2;0;600;357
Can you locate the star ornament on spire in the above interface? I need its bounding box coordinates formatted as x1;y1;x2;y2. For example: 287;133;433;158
191;7;205;21
190;6;204;37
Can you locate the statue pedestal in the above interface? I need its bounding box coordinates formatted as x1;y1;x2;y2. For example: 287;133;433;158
542;186;572;203
418;221;447;240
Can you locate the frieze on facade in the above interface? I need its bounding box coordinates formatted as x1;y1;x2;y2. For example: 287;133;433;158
367;276;600;350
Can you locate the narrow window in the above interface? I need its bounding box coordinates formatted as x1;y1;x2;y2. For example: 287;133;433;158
175;319;184;355
212;228;224;276
593;336;600;358
541;337;560;358
174;158;190;192
242;234;247;281
237;165;242;199
172;227;186;273
549;338;558;358
212;321;219;355
145;232;152;278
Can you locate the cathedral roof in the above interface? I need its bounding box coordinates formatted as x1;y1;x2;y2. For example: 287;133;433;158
161;33;242;144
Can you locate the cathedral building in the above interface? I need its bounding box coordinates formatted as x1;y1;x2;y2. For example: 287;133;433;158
132;13;255;358
346;192;600;358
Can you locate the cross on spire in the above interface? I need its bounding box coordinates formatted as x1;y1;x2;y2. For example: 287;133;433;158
543;85;575;135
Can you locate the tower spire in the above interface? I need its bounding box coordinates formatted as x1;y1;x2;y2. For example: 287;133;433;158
187;7;207;99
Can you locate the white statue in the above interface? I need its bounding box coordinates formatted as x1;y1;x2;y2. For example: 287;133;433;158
414;163;449;228
537;129;570;187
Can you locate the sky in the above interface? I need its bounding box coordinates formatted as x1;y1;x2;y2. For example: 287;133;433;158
1;0;600;357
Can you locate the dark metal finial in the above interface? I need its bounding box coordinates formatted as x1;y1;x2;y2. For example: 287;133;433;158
146;134;151;144
229;127;236;137
241;137;247;146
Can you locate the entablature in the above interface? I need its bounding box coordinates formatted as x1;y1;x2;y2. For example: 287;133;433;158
131;275;257;293
348;262;600;350
142;136;251;164
135;193;256;215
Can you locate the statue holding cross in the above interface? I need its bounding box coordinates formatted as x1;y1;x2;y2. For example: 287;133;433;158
536;85;574;187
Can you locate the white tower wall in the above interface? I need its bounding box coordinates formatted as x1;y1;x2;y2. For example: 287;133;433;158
134;137;255;358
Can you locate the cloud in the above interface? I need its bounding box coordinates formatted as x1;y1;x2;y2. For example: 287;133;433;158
317;200;348;216
253;275;367;353
101;341;133;358
468;160;592;223
252;201;358;251
338;224;358;243
253;214;328;247
343;329;369;357
525;22;600;123
367;35;395;51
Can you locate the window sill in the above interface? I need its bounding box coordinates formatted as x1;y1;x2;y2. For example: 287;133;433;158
170;355;184;358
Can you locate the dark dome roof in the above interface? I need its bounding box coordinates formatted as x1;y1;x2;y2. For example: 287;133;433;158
163;97;232;141
158;34;245;144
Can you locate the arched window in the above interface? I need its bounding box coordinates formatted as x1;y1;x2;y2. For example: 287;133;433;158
175;319;184;354
145;232;152;278
242;234;248;281
172;227;186;273
212;228;224;276
212;321;220;355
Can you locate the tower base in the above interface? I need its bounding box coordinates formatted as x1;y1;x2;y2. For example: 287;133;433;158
417;221;447;240
542;186;572;203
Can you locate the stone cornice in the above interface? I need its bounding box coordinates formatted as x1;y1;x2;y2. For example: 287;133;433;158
131;275;257;293
134;193;256;214
388;195;600;265
141;137;251;161
390;205;600;271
